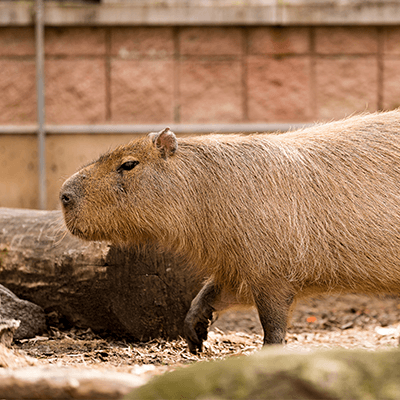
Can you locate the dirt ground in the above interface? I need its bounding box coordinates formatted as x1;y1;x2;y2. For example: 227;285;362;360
12;294;400;380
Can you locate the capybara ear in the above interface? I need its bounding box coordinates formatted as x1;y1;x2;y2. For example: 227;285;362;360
148;127;178;158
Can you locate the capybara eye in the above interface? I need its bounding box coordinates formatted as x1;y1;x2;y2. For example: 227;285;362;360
118;160;139;172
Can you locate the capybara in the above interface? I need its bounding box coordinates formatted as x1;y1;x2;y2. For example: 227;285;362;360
60;110;400;353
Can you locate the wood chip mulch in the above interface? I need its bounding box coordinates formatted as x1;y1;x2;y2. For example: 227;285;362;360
12;294;400;376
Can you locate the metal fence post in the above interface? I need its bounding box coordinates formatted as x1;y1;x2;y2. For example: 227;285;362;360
35;0;46;210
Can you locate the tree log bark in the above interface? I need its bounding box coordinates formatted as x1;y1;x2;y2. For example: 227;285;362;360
0;208;202;340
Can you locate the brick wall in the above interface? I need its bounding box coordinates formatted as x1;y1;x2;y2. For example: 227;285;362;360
1;25;400;209
2;26;400;126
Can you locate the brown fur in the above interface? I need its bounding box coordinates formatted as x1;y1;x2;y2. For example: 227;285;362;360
60;111;400;350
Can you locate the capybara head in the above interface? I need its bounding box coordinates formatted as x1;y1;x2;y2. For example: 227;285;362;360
60;128;179;244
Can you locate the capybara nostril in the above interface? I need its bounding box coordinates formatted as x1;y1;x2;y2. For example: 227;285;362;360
60;192;74;207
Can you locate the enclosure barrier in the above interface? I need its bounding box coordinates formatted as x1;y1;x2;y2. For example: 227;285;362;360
3;0;400;209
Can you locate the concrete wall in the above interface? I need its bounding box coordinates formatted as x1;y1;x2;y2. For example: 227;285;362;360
4;25;400;126
2;20;400;209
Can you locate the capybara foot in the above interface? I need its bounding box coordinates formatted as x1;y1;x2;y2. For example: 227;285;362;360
184;310;211;354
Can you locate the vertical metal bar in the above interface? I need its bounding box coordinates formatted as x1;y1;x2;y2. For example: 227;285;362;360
35;0;46;210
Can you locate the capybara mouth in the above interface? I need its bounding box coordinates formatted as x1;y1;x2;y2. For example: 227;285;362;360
65;222;85;239
69;226;86;239
67;221;108;242
63;215;88;240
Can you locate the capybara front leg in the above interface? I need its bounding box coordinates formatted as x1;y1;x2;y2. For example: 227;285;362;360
253;289;294;346
184;279;220;354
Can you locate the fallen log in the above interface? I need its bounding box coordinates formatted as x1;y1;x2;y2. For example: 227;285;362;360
0;366;145;400
0;208;201;340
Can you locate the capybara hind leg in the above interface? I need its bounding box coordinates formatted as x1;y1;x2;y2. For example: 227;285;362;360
253;289;294;345
184;279;219;354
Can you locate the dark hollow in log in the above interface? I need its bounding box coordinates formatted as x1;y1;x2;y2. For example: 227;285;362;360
0;208;202;341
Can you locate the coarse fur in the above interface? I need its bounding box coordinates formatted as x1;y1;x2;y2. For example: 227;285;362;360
60;111;400;351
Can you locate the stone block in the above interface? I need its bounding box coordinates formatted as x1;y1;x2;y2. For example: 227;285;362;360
111;27;174;59
179;60;243;123
315;27;378;54
0;60;36;124
383;27;400;55
45;27;106;56
0;136;38;209
316;57;378;120
247;56;312;122
111;60;174;123
179;27;243;56
128;347;400;400
248;27;310;55
45;59;106;124
383;59;400;110
0;285;46;340
0;27;35;56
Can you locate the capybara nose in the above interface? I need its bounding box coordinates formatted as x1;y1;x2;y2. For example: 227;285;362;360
60;191;75;207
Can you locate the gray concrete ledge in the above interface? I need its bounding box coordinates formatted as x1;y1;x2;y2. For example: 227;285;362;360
0;123;312;135
2;1;400;26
